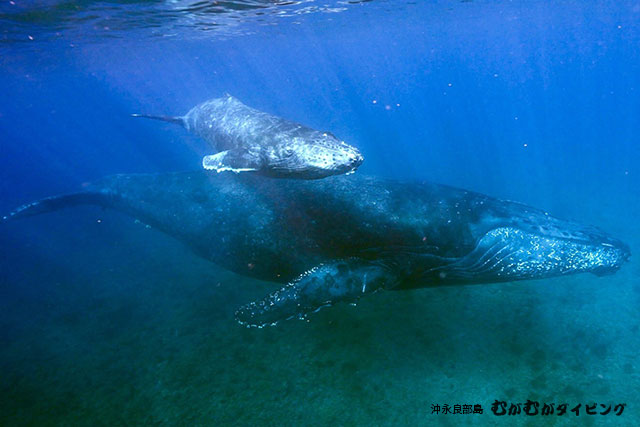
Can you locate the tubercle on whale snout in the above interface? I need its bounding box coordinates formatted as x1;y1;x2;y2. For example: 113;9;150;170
271;144;364;178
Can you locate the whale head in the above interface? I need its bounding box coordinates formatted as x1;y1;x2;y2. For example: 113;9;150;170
431;209;630;284
269;132;364;179
461;226;629;279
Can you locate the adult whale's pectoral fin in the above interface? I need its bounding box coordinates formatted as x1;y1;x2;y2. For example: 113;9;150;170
235;260;396;328
202;150;260;173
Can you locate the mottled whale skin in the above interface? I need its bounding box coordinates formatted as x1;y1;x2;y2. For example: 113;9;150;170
133;95;363;179
3;172;630;327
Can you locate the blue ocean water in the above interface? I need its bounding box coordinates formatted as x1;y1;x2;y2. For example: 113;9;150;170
0;0;638;424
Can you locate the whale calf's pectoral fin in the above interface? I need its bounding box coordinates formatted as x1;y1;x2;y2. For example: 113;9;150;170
202;150;260;173
235;260;396;328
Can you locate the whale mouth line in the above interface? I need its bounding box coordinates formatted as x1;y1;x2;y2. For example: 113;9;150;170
266;161;361;179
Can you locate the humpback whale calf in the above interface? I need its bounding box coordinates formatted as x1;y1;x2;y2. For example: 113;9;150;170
133;95;363;179
3;173;630;327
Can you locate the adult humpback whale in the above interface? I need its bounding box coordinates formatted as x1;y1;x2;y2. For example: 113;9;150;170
3;172;630;327
133;95;363;179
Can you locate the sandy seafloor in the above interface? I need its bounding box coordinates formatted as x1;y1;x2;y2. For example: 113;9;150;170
0;184;637;426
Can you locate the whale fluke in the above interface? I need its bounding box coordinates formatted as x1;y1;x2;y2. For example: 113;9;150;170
2;192;107;223
131;113;185;126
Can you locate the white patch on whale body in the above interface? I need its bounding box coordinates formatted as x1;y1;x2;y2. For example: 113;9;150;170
203;163;257;174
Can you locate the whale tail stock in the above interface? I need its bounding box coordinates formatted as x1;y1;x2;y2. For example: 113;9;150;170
2;192;109;224
131;113;185;127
